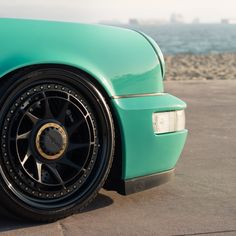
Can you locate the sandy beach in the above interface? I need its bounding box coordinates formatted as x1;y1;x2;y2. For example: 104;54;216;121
165;53;236;80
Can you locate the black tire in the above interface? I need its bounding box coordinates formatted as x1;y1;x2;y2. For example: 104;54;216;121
0;67;115;222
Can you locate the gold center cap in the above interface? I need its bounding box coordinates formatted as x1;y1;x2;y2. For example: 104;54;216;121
35;123;68;160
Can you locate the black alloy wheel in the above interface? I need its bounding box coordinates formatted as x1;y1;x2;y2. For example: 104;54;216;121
0;67;115;222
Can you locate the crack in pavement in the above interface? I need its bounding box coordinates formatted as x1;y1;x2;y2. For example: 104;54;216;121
173;229;236;236
58;221;67;236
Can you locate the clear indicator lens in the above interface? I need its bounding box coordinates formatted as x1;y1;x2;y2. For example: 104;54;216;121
152;110;185;134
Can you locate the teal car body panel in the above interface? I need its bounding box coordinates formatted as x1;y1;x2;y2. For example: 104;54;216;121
0;18;187;190
112;94;187;179
0;18;164;97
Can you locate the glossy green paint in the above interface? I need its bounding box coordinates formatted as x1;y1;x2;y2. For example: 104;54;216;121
112;94;188;179
0;18;164;97
141;33;166;77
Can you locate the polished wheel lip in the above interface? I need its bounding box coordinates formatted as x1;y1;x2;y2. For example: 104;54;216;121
35;122;68;161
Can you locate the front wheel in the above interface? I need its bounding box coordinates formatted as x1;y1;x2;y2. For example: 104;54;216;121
0;67;115;222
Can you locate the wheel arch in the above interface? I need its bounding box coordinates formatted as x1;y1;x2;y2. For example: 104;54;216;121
0;63;123;192
0;62;114;96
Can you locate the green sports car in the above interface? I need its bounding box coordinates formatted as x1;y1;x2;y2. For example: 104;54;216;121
0;18;187;222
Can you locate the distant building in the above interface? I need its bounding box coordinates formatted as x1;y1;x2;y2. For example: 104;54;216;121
99;20;123;26
192;18;200;24
139;18;168;25
170;13;185;24
129;19;139;26
221;18;236;24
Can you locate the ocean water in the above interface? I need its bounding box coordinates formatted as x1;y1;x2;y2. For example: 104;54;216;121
128;24;236;55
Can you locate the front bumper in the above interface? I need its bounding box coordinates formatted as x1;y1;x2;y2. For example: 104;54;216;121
112;93;188;181
117;168;176;195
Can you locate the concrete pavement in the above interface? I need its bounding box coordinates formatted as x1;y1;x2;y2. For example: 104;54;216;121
0;80;236;236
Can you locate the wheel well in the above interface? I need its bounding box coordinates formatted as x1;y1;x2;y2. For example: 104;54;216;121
0;63;123;191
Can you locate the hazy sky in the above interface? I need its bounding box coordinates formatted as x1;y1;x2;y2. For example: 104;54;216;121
0;0;235;23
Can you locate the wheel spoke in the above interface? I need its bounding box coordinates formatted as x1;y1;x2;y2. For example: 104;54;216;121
35;161;43;183
43;95;54;119
57;101;70;124
21;148;32;165
44;98;53;118
46;164;65;188
67;119;86;136
17;131;31;140
25;111;39;124
67;142;90;153
59;158;85;172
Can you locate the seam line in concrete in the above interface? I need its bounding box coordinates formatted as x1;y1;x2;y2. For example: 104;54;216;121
172;229;236;236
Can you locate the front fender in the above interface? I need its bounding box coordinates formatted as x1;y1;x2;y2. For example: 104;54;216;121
0;19;164;97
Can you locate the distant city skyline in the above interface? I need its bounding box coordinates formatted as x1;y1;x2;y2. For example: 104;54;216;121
0;0;235;24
